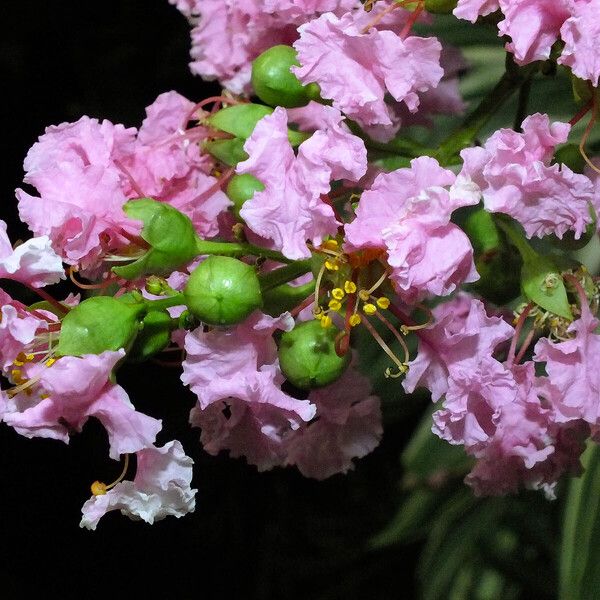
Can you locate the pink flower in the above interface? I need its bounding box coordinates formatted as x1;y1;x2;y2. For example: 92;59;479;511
2;350;162;459
464;363;587;496
292;9;443;141
0;220;64;288
80;440;196;529
403;294;514;401
237;107;366;259
174;0;298;94
454;0;500;22
344;156;478;303
284;363;382;479
262;0;358;23
497;0;571;65
558;0;600;86
459;113;595;239
15;116;138;267
534;302;600;426
182;312;318;470
121;92;230;238
0;297;50;370
432;356;518;449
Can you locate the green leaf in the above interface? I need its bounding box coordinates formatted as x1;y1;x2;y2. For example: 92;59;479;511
112;199;199;280
418;495;504;600
56;296;144;356
369;406;472;548
560;443;600;600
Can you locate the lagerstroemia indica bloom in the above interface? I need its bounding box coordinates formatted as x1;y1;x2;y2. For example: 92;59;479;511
6;0;600;529
80;440;196;529
459;113;596;239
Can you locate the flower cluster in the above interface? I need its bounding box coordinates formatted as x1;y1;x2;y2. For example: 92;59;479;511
3;0;600;528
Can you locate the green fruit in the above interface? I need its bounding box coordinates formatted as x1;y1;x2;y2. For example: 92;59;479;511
278;320;350;390
183;256;263;326
251;45;321;108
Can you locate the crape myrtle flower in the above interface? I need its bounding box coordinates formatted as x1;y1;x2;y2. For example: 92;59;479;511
80;441;196;530
16;92;229;270
0;219;64;288
292;3;443;141
344;156;479;303
182;311;382;475
236;106;367;260
454;0;600;85
1;349;162;460
169;0;356;93
459;113;596;240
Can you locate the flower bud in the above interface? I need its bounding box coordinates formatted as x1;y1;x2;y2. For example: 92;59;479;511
57;296;145;357
278;320;350;390
183;256;263;326
251;45;321;108
112;199;199;280
226;174;265;220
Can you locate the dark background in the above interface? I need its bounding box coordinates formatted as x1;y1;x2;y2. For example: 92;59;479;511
0;2;418;597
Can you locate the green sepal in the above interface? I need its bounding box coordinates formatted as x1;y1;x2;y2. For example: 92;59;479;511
206;103;274;139
127;310;175;363
203;138;248;166
112;199;199;280
226;173;265;220
56;296;145;357
206;103;310;145
251;45;321;108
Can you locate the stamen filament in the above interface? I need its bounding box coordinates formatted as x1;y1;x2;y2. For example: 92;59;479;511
361;315;407;379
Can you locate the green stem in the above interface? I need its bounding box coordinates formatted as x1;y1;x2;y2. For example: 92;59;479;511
258;260;312;292
144;292;186;311
262;281;314;316
514;77;533;132
436;56;538;165
195;238;293;264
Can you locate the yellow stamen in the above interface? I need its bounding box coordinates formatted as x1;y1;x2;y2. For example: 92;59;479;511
45;358;56;367
331;288;345;300
320;315;333;328
364;268;390;296
323;239;339;251
25;353;35;361
358;289;370;302
363;303;377;315
349;314;362;327
376;296;390;309
91;481;107;496
91;454;130;496
324;260;339;272
328;299;342;311
344;280;357;294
